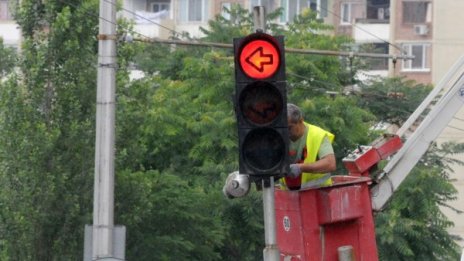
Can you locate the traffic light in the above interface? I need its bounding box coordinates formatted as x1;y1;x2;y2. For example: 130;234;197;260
233;32;289;178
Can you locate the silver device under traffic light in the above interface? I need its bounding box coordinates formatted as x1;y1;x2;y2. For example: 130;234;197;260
223;171;251;199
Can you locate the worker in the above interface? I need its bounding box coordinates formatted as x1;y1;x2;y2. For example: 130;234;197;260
283;103;336;190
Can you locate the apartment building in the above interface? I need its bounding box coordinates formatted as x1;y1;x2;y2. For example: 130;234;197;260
329;0;432;84
123;0;330;39
331;0;391;79
389;0;432;84
432;0;464;249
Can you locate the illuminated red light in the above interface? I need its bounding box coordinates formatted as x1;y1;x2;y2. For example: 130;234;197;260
239;39;280;79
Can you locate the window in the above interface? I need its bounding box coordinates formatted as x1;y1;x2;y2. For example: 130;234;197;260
178;0;209;22
151;0;170;13
402;43;430;71
365;43;389;70
280;0;327;22
309;0;317;12
403;1;432;24
0;0;12;20
340;2;352;25
320;0;328;18
280;0;309;23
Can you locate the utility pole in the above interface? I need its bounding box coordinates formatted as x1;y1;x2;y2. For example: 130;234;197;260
262;177;280;261
92;0;118;259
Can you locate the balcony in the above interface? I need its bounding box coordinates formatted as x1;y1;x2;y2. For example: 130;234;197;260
352;21;390;44
127;10;208;39
131;10;175;39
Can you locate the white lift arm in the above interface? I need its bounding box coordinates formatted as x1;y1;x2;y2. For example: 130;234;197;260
371;56;464;211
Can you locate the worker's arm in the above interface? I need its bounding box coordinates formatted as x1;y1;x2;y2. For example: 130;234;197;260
298;154;336;173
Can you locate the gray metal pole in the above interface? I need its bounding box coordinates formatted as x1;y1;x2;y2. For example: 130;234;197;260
252;6;280;261
93;0;117;259
262;178;280;261
253;6;266;32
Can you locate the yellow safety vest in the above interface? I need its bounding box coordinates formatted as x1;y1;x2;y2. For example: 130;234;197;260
282;123;335;189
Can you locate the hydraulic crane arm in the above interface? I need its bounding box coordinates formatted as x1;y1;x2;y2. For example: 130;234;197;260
371;56;464;211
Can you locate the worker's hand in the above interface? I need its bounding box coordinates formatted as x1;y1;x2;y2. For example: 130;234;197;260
288;164;302;178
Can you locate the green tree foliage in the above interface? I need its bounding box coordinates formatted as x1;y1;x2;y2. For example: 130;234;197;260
284;9;354;94
376;143;463;260
0;39;17;77
133;42;207;79
201;4;254;43
0;0;99;259
357;77;433;126
116;170;225;260
115;51;259;259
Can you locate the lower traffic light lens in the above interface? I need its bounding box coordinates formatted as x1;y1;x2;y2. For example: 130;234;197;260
242;128;286;173
239;81;283;126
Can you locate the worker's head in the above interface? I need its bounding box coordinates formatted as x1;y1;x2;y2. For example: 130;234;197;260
287;103;306;141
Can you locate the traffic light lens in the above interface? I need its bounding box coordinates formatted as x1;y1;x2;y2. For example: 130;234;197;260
239;40;280;79
243;128;286;172
239;82;283;126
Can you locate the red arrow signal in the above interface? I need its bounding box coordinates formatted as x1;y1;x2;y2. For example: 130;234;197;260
239;39;280;79
245;47;274;73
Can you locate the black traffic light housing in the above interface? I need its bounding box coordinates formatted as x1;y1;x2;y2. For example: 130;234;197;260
233;32;289;179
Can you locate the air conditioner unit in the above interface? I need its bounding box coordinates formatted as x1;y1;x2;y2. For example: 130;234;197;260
414;24;429;35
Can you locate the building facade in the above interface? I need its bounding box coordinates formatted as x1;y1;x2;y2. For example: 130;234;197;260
331;0;391;79
122;0;330;39
431;0;464;250
389;0;432;84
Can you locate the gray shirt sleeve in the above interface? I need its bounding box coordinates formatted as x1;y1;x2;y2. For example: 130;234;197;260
318;136;334;159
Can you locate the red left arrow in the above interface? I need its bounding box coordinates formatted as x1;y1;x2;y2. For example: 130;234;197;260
245;47;273;72
239;38;280;79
